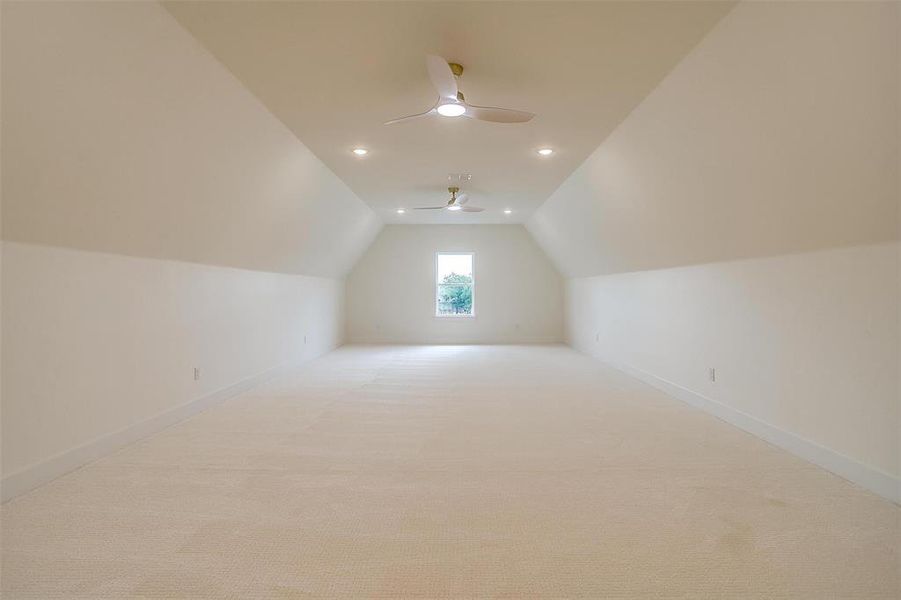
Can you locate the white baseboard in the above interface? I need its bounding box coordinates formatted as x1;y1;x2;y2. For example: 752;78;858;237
598;357;899;505
1;361;296;503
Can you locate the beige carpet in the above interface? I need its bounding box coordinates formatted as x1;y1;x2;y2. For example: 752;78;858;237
1;345;898;598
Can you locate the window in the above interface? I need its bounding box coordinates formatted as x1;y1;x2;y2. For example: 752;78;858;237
436;252;474;317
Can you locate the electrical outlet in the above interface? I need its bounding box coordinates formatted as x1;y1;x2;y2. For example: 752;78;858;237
193;367;200;381
708;367;716;383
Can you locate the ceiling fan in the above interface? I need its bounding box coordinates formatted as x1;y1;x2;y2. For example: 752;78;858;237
385;55;535;125
413;187;484;212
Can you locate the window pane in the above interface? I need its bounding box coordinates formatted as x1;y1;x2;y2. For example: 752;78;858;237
437;254;472;282
437;283;473;315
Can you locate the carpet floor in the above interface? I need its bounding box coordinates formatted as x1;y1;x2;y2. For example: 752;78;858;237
1;345;898;598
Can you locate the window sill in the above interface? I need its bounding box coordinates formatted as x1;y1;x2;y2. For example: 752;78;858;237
434;314;476;319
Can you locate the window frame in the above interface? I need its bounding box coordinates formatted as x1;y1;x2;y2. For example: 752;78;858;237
435;251;475;318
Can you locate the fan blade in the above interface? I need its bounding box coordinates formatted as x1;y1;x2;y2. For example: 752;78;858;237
426;55;458;100
412;206;447;210
463;103;534;123
455;193;469;205
384;107;436;125
461;206;484;212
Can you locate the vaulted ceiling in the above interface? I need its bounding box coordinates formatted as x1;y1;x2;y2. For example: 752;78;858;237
164;1;734;224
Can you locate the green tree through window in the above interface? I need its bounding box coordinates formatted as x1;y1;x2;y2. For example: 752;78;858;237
438;272;473;314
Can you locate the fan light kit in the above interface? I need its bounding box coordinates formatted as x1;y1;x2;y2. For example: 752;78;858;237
537;148;554;156
437;103;466;117
385;56;535;125
352;148;368;156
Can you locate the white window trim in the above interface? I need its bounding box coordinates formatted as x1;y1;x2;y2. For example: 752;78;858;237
435;252;475;318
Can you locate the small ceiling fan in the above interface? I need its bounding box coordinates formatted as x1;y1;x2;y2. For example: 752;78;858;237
413;187;484;212
385;55;535;125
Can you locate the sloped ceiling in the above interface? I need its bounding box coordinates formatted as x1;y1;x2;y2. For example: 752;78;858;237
1;1;381;277
164;1;735;224
527;1;899;278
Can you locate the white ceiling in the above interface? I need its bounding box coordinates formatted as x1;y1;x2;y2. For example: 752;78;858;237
4;0;382;276
165;1;734;224
528;1;899;277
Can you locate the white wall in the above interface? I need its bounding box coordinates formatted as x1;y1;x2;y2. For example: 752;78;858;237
0;2;380;498
347;225;563;344
568;243;899;498
1;242;345;497
528;2;899;500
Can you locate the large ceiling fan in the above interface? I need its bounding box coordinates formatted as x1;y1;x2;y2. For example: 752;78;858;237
413;187;484;212
385;55;535;125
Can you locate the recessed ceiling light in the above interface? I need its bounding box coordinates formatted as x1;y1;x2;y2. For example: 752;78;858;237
537;148;554;156
396;208;406;214
352;148;368;156
437;103;466;117
446;205;462;211
504;209;512;214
